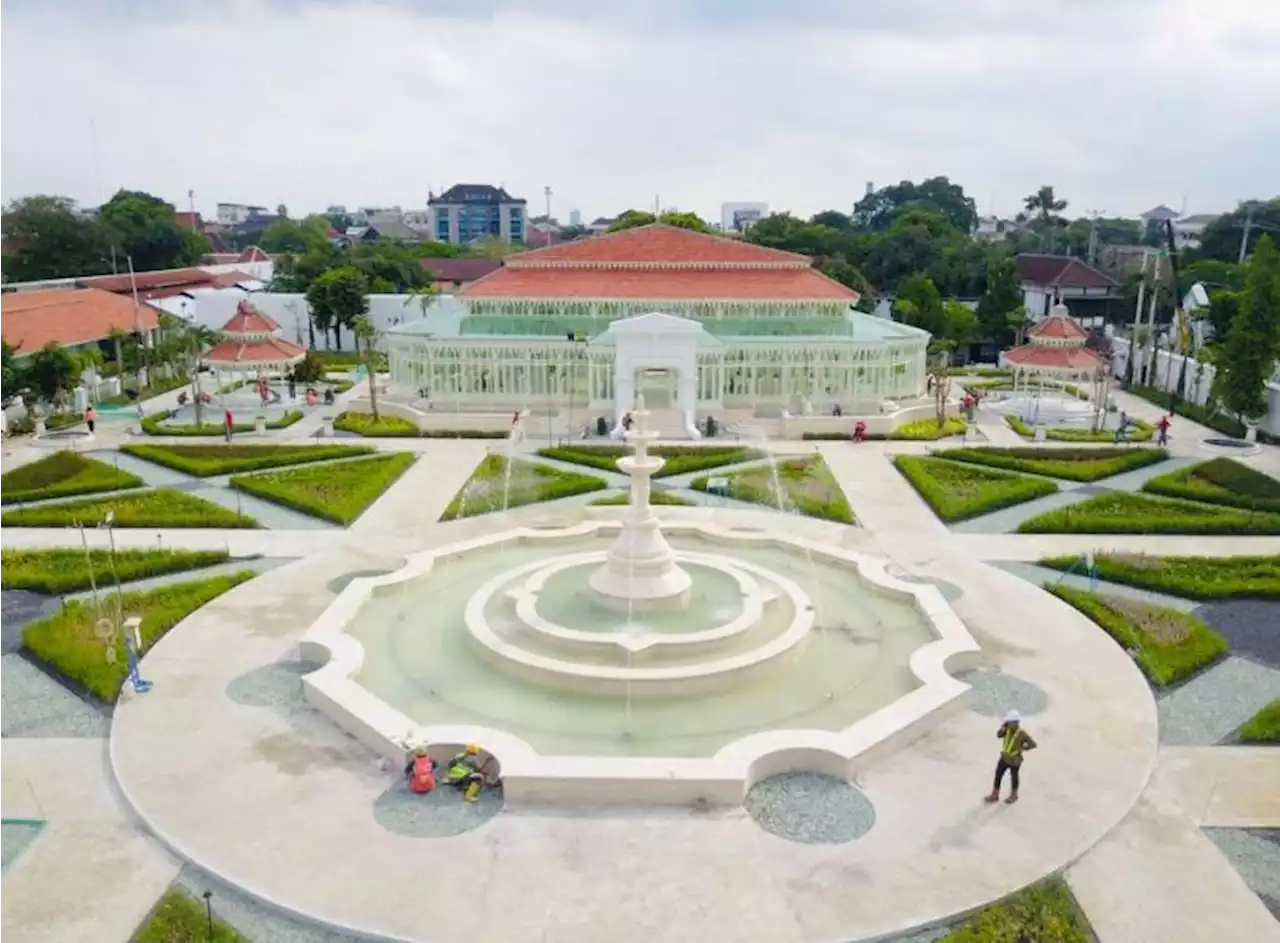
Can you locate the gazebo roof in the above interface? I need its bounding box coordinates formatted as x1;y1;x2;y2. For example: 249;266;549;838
204;335;305;366
220;300;282;336
1029;311;1089;342
1003;344;1107;371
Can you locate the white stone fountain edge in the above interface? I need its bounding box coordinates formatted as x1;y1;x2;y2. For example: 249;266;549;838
299;519;982;806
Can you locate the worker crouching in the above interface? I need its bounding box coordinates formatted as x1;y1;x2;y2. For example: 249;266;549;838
446;743;491;803
404;744;437;794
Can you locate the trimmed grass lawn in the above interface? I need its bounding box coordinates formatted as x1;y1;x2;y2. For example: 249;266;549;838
131;886;243;942
690;454;854;523
1039;553;1280;600
538;444;763;478
937;446;1168;483
229;452;415;525
1047;584;1227;685
893;455;1057;523
22;571;255;702
590;490;695;506
1018;491;1280;535
333;411;419;437
142;411;304;436
1;548;230;594
1237;700;1280;744
122;442;373;477
1143;457;1280;513
0;489;258;529
939;877;1092;942
1;451;144;505
1007;415;1154;442
440;455;606;520
889;417;967;440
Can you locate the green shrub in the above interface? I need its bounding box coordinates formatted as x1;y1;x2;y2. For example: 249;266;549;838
1;548;230;594
1046;584;1227;685
889;417;966;440
421;429;509;438
690;454;855;523
939;877;1092;942
1128;385;1247;437
141;411;303;436
590;490;694;506
100;374;191;406
440;455;607;520
1;451;144;505
131;887;244;942
6;413;35;436
22;571;255;702
121;442;373;477
1006;415;1153;442
893;455;1057;523
937;446;1168;482
538;444;763;478
1143;457;1280;513
1039;553;1280;600
1018;491;1280;535
1237;700;1280;744
314;349;388;370
0;489;259;529
44;412;84;431
230;452;415;525
332;411;419;437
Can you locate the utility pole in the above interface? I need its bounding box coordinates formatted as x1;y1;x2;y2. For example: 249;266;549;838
1125;252;1150;387
1239;202;1255;263
1086;210;1102;264
543;185;552;228
188;189;196;226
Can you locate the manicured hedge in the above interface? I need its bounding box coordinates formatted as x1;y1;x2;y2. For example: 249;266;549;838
538;444;763;478
1237;700;1280;744
0;489;259;529
230;452;416;525
937;446;1168;483
332;411;419;437
1;548;230;594
1018;491;1280;535
142;411;303;436
1006;415;1154;442
44;412;84;431
590;490;694;506
1039;553;1280;600
100;374;192;406
1143;457;1280;513
122;442;373;477
22;571;255;702
938;877;1092;942
1;451;144;505
1047;584;1227;685
691;454;855;523
422;429;509;438
893;455;1057;523
132;887;243;943
440;455;607;520
1127;385;1247;438
889;417;967;440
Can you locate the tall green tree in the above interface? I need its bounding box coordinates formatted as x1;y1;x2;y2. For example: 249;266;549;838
976;256;1023;346
306;267;369;350
852;177;977;233
1023;186;1069;253
819;257;872;296
1195;199;1280;263
2;342;26;404
893;273;946;337
745;213;843;257
608;210;711;233
25;342;82;407
1;196;112;281
97;189;209;272
259;215;330;254
1216;235;1280;421
352;315;383;420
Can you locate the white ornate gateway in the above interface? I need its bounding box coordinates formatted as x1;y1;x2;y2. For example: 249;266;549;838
385;224;930;435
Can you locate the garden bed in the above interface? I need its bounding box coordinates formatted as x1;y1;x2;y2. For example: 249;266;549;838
122;442;373;477
888;417;967;440
936;876;1093;942
1142;457;1280;513
589;490;694;506
332;411;419;437
141;411;304;436
1126;385;1247;438
22;571;255;702
936;446;1167;482
131;887;243;942
1038;553;1280;600
1;548;231;594
893;455;1057;523
1;451;144;505
0;489;259;529
538;444;763;478
1236;699;1280;744
1006;415;1153;443
1018;491;1280;535
440;456;607;521
690;454;854;523
1047;584;1227;685
229;452;416;525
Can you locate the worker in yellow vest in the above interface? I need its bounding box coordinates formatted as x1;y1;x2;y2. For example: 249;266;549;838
985;710;1037;805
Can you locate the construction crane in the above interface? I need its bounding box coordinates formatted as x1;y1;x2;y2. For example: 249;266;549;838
1165;218;1192;413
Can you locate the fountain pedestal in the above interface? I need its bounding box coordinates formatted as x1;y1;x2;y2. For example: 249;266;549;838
588;397;692;612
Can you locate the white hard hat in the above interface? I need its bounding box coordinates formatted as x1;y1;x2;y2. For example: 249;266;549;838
1004;709;1021;723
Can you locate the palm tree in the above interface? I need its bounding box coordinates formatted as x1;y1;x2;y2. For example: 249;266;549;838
1023;186;1068;252
185;324;219;426
353;315;383;421
107;327;127;379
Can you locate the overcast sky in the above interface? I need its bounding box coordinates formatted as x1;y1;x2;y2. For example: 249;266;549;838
3;0;1277;224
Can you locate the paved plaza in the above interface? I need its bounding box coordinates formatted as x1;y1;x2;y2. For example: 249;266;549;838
3;387;1280;942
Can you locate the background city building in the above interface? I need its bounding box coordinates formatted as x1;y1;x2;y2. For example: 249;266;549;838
427;184;527;245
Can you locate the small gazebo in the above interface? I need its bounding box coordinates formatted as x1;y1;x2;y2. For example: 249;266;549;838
999;301;1110;425
203;301;306;390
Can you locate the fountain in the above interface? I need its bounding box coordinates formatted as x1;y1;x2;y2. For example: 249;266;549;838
302;395;981;805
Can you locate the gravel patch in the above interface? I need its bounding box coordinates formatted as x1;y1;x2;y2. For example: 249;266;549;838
2;820;45;873
1203;827;1280;921
949;488;1101;535
226;660;315;715
1157;656;1280;746
1193;600;1280;670
743;772;875;844
1;591;61;654
373;779;505;838
958;668;1050;718
1;655;110;738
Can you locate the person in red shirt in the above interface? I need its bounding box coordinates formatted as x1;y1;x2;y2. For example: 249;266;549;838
1157;414;1172;446
404;744;437;794
852;420;867;443
224;408;235;442
84;404;96;434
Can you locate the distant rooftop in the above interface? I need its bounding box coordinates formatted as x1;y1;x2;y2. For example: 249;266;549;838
428;184;525;206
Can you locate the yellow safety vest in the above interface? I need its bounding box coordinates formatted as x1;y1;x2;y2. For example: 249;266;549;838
1002;727;1025;760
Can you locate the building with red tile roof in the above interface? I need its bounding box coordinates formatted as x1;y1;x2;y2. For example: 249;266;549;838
1003;301;1109;381
1015;253;1121;324
1;288;159;355
419;257;502;288
203;300;305;378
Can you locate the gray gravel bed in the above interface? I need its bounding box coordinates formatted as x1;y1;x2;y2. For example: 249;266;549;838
1;591;62;654
85;448;193;488
743;772;875;844
373;778;505;838
185;483;338;530
1157;656;1280;746
1203;827;1280;921
1193;600;1280;670
1089;455;1197;492
958;668;1049;718
949;488;1103;535
1;654;111;738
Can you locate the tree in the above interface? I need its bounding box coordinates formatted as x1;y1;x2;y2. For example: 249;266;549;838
307;267;369;350
607;210;711;233
852;177;977;233
745;213;843;257
863;208;963;292
259;215;330;254
893;274;946;338
819;257;871;295
1195;199;1280;263
97;189;209;272
1023;186;1069;253
1216;235;1280;422
976;256;1023;346
810;210;854;233
26;343;82;407
2;342;26;404
943;300;978;348
1;196;112;282
1204;290;1240;345
107;327;127;377
352;315;383;420
608;210;656;231
1006;306;1032;348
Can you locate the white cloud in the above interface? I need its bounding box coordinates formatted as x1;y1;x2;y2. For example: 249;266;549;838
2;0;1277;222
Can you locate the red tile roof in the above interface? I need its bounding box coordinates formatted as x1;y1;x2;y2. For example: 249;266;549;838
1;288;159;352
1004;345;1107;370
175;211;203;229
1030;313;1089;341
420;258;502;284
220;300;282;335
1015;254;1118;289
506;223;811;266
203;336;305;366
463;266;856;300
238;246;271;263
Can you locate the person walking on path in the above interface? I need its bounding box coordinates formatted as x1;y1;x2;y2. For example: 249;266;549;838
1113;411;1129;444
224;408;235;443
84;404;96;434
1157;414;1172;446
985;709;1036;805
